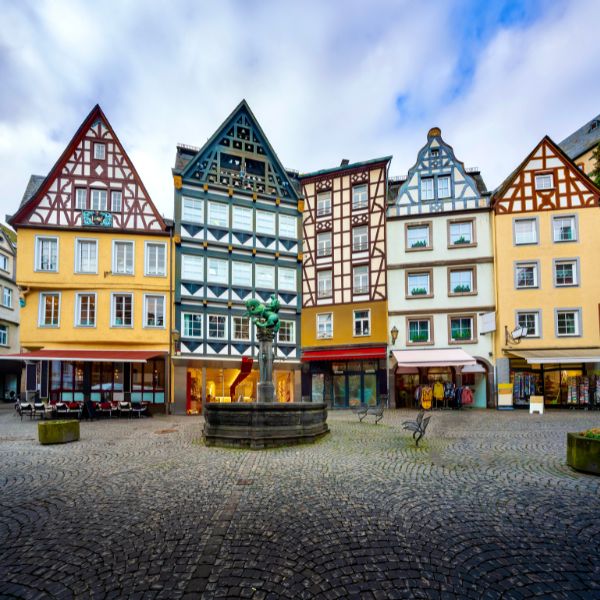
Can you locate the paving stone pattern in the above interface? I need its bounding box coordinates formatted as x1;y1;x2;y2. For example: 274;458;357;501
1;407;600;599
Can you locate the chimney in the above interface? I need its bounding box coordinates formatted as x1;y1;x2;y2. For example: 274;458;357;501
340;159;350;166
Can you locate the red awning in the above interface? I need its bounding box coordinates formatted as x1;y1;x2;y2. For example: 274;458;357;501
0;350;166;363
302;346;387;362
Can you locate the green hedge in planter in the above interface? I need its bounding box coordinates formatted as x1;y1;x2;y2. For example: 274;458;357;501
38;420;80;445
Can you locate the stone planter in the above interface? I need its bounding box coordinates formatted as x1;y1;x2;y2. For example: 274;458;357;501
566;433;600;475
38;420;80;445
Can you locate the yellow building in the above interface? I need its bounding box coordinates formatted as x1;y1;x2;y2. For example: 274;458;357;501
493;136;600;408
8;105;171;411
559;113;600;176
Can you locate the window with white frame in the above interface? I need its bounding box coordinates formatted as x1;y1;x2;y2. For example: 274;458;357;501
94;143;105;160
144;295;165;327
316;191;331;217
317;270;332;298
421;178;434;200
232;206;252;231
352;226;368;252
317;232;332;257
183;313;202;338
76;293;96;327
36;237;58;272
256;264;275;289
554;260;577;286
39;293;60;327
75;239;98;274
256;210;275;235
514;218;537;244
278;320;295;343
449;316;473;342
232;261;252;287
113;241;134;275
112;294;132;327
145;243;166;276
111;191;122;213
2;287;12;308
438;176;451;198
353;310;370;336
552;215;576;242
207;258;228;284
0;324;7;346
90;189;108;211
352;184;368;210
516;263;538;288
517;311;540;337
75;188;87;210
182;197;204;223
208;202;228;228
279;214;297;238
232;316;250;340
535;173;553;190
406;224;430;249
181;254;204;281
449;221;473;245
208;314;226;339
408;319;430;343
353;265;369;294
556;310;580;336
317;313;333;339
449;269;473;294
407;272;430;296
0;254;7;271
278;267;296;291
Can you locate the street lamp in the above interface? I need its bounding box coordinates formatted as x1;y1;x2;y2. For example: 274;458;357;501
390;325;399;345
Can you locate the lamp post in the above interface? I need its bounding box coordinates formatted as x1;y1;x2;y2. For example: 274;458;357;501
390;325;399;345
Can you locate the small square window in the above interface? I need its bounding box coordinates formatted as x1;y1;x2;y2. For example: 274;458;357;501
554;260;577;286
278;320;295;344
449;269;473;294
556;310;580;337
353;310;370;336
183;313;202;338
278;267;296;292
449;317;473;343
517;312;540;338
256;264;275;289
406;224;430;250
279;214;297;238
232;316;250;341
407;272;431;297
182;254;204;281
208;314;227;339
515;263;538;288
449;221;473;245
552;216;576;242
182;197;204;223
94;143;106;160
408;319;431;344
317;313;333;339
232;206;252;232
207;258;228;284
231;261;251;287
208;202;229;228
535;173;553;190
514;219;538;245
256;210;275;235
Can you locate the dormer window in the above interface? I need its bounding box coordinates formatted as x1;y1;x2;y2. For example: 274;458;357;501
535;173;553;190
94;143;106;160
431;148;439;157
589;120;599;133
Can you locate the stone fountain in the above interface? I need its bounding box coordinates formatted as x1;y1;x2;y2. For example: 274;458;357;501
203;294;329;449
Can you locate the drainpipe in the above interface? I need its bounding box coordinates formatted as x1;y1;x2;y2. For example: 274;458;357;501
167;223;174;415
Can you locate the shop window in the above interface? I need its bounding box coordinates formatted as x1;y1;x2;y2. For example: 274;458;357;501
39;293;60;327
406;223;431;250
554;259;578;287
183;313;202;338
208;314;227;339
182;197;204;223
76;293;96;327
316;191;331;217
279;214;297;238
182;254;204;281
132;359;165;403
438;176;451;199
232;316;250;341
515;262;538;288
353;265;369;295
36;236;58;272
145;243;166;276
514;218;538;245
112;294;133;327
407;318;431;344
352;184;368;210
421;177;434;200
352;226;368;252
208;201;229;228
353;310;370;336
75;239;98;273
317;231;332;257
406;271;432;297
256;264;275;289
555;309;581;337
317;270;332;298
278;320;295;344
317;313;333;339
448;220;474;246
112;241;134;275
449;316;474;343
517;311;540;337
553;215;576;242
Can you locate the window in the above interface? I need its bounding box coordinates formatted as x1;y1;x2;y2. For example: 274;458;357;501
112;294;133;327
317;270;332;298
317;313;333;339
113;241;134;275
256;210;275;235
278;320;295;343
94;143;105;160
208;314;227;339
75;239;98;274
406;224;430;250
0;254;7;271
431;148;439;157
514;218;538;245
90;189;108;211
552;215;576;242
278;267;296;291
144;295;165;328
421;178;434;200
316;191;331;217
354;310;370;336
554;260;578;286
36;237;58;272
517;311;540;337
183;313;202;338
515;263;538;288
279;214;297;238
317;231;332;257
2;287;12;308
145;243;166;276
407;271;431;296
232;261;251;287
256;264;275;288
535;173;553;190
39;293;60;327
207;258;228;284
449;221;473;245
438;176;451;198
449;268;474;294
556;309;580;337
182;254;204;281
408;319;431;344
352;226;368;252
232;316;250;341
353;265;369;295
182;197;204;223
232;206;252;231
449;317;474;343
76;293;96;327
0;325;7;346
76;189;87;210
208;202;228;228
111;191;122;213
352;184;368;210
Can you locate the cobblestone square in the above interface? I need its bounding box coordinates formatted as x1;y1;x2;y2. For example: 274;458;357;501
1;407;600;599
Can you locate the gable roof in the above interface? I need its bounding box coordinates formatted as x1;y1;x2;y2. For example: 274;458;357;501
0;224;16;251
19;175;46;208
559;113;600;160
299;156;392;181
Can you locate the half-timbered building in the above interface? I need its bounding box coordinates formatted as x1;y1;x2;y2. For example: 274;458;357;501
299;157;390;408
387;128;495;409
7;104;171;410
171;100;302;414
493;136;600;409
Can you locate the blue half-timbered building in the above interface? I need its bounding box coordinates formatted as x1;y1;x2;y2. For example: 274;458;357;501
171;100;303;413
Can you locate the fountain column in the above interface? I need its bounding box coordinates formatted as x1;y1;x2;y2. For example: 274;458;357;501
256;327;275;403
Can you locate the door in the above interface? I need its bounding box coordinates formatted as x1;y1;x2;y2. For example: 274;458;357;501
333;374;346;408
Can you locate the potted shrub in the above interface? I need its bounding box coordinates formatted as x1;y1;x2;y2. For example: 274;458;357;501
411;240;427;248
410;287;428;296
453;236;470;245
567;428;600;475
453;284;471;293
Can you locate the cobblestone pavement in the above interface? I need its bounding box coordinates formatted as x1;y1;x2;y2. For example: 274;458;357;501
1;406;600;599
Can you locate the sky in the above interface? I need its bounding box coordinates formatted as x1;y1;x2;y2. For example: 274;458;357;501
1;0;599;222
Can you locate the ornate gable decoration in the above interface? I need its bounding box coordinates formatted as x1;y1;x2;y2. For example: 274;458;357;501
10;105;167;233
388;128;485;217
180;100;298;203
494;136;600;214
